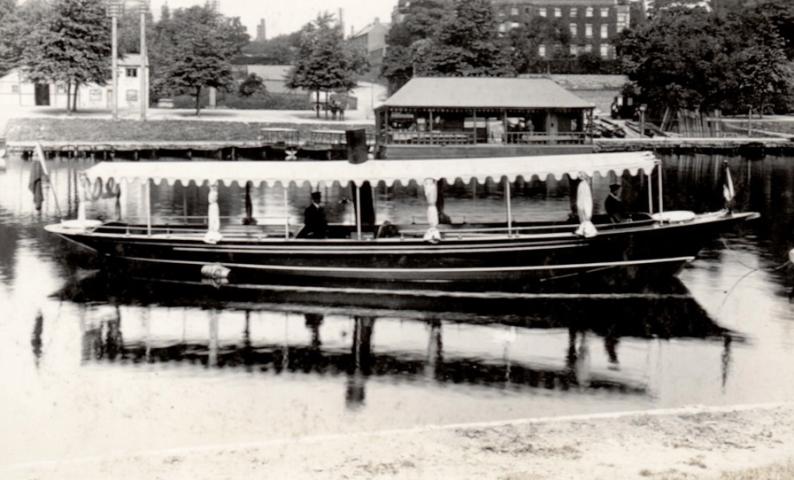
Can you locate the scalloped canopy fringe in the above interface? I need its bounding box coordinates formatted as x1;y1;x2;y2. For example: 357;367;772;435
82;152;658;189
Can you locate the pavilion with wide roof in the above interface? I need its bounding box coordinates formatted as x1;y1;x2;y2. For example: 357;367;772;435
374;77;595;147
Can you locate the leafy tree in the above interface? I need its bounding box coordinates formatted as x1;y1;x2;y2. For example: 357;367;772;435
508;17;571;74
238;73;265;97
241;32;302;64
381;0;447;92
616;7;732;115
118;7;156;56
11;0;111;112
413;0;514;77
286;13;368;118
719;8;792;114
0;0;13;21
739;0;794;60
0;0;22;76
616;5;792;117
156;5;249;115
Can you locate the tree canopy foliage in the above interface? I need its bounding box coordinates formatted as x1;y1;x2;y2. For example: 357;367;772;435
155;5;249;115
413;0;514;77
286;13;368;118
616;3;793;116
381;0;447;93
0;0;110;111
507;17;570;74
241;32;302;64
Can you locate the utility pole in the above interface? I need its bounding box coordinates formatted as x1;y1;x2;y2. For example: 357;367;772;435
106;0;124;120
139;0;148;121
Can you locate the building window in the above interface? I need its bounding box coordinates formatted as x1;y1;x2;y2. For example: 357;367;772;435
600;44;609;58
510;6;518;15
126;68;137;78
586;7;593;17
585;24;593;38
570;44;579;55
601;24;608;38
56;85;66;94
498;23;507;33
510;22;521;30
554;7;561;17
570;7;578;17
601;7;609;17
569;23;577;37
89;88;102;102
538;44;546;57
11;85;19;93
617;12;629;30
126;89;138;101
538;7;546;17
524;7;531;14
584;44;593;53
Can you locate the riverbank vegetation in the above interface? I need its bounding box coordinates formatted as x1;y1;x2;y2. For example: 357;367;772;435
616;1;794;120
3;118;373;143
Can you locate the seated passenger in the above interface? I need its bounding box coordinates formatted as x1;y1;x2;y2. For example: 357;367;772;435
298;191;327;238
376;221;400;238
605;183;626;223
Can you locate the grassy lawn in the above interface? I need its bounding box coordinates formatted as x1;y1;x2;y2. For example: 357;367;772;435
4;118;374;143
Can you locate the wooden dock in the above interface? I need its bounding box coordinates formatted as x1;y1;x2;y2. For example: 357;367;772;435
595;137;794;155
5;128;377;161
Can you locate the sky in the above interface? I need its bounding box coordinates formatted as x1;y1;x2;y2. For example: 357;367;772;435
148;0;396;38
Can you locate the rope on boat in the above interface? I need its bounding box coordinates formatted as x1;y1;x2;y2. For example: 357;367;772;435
716;243;793;311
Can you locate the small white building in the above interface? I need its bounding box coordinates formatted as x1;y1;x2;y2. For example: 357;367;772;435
0;54;149;111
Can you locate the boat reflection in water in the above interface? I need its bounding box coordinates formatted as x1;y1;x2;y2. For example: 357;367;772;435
49;274;737;409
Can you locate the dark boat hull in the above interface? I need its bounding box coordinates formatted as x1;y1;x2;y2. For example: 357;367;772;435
46;212;758;290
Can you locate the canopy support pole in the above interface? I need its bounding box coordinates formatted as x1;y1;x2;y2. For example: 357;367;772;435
647;169;653;214
355;184;362;240
505;177;513;238
657;160;664;214
145;180;152;237
283;186;289;240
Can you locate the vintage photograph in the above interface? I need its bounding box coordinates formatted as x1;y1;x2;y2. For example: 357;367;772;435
1;0;793;478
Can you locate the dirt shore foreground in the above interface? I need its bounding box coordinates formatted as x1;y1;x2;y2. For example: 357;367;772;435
3;403;793;480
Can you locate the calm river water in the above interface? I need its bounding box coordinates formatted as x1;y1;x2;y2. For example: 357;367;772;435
1;152;793;466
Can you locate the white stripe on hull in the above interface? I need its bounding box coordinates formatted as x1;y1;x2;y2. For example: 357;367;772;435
120;255;695;274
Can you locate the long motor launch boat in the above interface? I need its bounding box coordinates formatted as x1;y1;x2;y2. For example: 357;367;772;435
45;152;758;289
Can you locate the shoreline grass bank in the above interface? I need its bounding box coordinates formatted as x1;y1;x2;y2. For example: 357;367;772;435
4;118;374;144
5;117;794;157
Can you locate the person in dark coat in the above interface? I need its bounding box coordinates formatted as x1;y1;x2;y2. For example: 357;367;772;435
300;191;327;238
605;183;626;223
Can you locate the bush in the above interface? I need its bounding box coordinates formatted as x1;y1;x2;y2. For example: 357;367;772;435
222;92;312;110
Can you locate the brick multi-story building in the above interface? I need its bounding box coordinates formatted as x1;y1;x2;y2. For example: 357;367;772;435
491;0;629;60
391;0;629;60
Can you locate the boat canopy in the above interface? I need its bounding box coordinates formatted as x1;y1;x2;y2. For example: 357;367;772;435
82;151;657;187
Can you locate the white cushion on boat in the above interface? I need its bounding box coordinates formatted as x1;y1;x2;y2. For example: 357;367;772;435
60;219;103;231
652;211;696;223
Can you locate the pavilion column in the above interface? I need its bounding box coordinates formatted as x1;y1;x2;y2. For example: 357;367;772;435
503;111;509;144
428;109;434;144
472;109;478;144
385;109;392;144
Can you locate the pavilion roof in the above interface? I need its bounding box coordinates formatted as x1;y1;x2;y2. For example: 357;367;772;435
377;77;595;111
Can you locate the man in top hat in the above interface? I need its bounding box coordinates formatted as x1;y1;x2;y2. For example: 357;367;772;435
300;191;327;238
605;183;626;223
